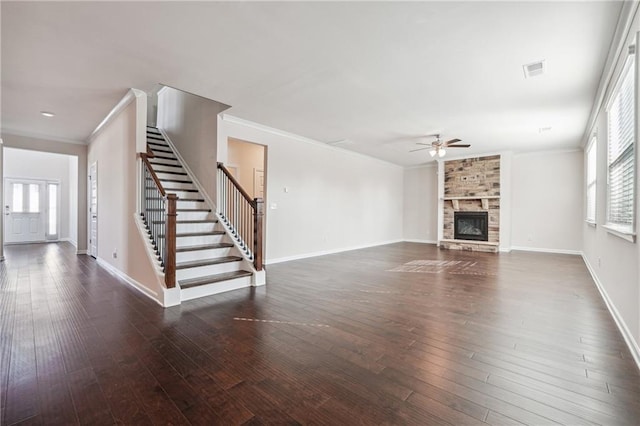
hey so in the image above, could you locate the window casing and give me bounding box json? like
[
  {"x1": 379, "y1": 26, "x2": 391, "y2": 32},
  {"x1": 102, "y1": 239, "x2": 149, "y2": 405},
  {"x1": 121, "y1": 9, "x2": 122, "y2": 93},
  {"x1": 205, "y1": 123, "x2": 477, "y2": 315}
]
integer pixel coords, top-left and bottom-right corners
[
  {"x1": 606, "y1": 52, "x2": 636, "y2": 236},
  {"x1": 586, "y1": 136, "x2": 597, "y2": 223}
]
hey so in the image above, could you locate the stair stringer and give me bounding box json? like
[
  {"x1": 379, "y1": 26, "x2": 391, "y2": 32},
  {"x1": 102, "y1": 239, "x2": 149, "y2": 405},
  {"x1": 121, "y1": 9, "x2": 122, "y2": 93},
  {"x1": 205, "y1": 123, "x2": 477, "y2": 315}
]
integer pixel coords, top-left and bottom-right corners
[
  {"x1": 154, "y1": 127, "x2": 263, "y2": 286},
  {"x1": 133, "y1": 212, "x2": 181, "y2": 307}
]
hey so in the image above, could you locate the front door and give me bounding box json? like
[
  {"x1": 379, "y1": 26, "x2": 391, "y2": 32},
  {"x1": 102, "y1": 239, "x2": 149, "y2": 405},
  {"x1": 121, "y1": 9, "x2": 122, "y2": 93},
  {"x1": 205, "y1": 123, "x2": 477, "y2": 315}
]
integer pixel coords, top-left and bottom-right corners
[{"x1": 4, "y1": 179, "x2": 46, "y2": 243}]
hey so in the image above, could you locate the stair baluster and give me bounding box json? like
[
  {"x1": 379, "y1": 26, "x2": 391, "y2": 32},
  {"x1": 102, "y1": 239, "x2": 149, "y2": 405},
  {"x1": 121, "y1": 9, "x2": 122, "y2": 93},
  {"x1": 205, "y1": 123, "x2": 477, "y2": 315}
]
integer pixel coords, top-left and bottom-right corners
[
  {"x1": 217, "y1": 163, "x2": 264, "y2": 271},
  {"x1": 140, "y1": 153, "x2": 178, "y2": 288}
]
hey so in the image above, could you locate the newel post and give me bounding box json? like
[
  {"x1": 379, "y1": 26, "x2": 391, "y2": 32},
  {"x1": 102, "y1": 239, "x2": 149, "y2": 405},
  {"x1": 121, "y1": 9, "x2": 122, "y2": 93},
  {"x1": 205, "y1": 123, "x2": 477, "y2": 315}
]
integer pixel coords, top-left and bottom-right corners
[
  {"x1": 165, "y1": 193, "x2": 178, "y2": 288},
  {"x1": 253, "y1": 198, "x2": 264, "y2": 271}
]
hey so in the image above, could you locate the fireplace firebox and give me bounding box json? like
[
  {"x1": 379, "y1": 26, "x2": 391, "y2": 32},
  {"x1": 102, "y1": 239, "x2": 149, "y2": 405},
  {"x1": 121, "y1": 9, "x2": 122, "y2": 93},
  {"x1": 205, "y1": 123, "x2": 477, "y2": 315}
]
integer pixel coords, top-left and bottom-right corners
[{"x1": 454, "y1": 211, "x2": 489, "y2": 241}]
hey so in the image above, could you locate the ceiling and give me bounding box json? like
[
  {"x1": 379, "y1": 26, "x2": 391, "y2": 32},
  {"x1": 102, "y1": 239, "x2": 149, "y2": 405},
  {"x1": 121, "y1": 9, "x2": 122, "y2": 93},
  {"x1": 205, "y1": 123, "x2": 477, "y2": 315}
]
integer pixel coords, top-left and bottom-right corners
[{"x1": 1, "y1": 1, "x2": 622, "y2": 166}]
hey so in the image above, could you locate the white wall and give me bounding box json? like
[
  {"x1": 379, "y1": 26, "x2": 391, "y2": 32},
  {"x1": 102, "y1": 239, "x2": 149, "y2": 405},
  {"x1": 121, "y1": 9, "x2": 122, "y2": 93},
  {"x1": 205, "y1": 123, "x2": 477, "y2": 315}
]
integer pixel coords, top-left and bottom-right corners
[
  {"x1": 156, "y1": 86, "x2": 230, "y2": 204},
  {"x1": 3, "y1": 147, "x2": 73, "y2": 240},
  {"x1": 403, "y1": 165, "x2": 438, "y2": 243},
  {"x1": 582, "y1": 1, "x2": 640, "y2": 364},
  {"x1": 511, "y1": 150, "x2": 583, "y2": 253},
  {"x1": 88, "y1": 97, "x2": 165, "y2": 301},
  {"x1": 219, "y1": 115, "x2": 404, "y2": 263}
]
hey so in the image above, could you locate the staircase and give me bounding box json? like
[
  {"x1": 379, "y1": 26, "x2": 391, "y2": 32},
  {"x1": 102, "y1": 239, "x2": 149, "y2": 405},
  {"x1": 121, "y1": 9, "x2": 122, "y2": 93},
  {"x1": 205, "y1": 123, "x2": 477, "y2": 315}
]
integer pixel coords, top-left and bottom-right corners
[{"x1": 142, "y1": 127, "x2": 253, "y2": 301}]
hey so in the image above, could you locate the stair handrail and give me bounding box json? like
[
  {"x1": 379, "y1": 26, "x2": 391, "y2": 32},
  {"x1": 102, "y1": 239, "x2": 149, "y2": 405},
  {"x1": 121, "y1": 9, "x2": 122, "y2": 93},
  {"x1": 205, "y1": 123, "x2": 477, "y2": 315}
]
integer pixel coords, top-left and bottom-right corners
[
  {"x1": 217, "y1": 162, "x2": 264, "y2": 271},
  {"x1": 140, "y1": 152, "x2": 177, "y2": 288}
]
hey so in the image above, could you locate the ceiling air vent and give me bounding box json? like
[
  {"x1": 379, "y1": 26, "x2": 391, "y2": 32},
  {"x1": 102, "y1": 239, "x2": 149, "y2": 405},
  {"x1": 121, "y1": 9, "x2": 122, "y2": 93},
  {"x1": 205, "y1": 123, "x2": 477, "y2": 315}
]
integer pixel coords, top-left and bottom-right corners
[{"x1": 523, "y1": 60, "x2": 546, "y2": 78}]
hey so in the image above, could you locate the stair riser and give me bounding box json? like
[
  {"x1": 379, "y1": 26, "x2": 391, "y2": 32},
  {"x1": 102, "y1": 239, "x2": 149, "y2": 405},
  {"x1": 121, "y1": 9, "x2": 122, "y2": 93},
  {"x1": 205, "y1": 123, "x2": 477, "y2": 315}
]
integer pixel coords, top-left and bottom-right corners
[
  {"x1": 149, "y1": 158, "x2": 181, "y2": 166},
  {"x1": 176, "y1": 223, "x2": 218, "y2": 234},
  {"x1": 167, "y1": 190, "x2": 202, "y2": 199},
  {"x1": 156, "y1": 171, "x2": 189, "y2": 181},
  {"x1": 176, "y1": 234, "x2": 225, "y2": 246},
  {"x1": 159, "y1": 181, "x2": 195, "y2": 191},
  {"x1": 177, "y1": 211, "x2": 212, "y2": 221},
  {"x1": 176, "y1": 247, "x2": 233, "y2": 262},
  {"x1": 176, "y1": 261, "x2": 243, "y2": 281},
  {"x1": 152, "y1": 164, "x2": 185, "y2": 173},
  {"x1": 177, "y1": 200, "x2": 207, "y2": 210},
  {"x1": 180, "y1": 276, "x2": 252, "y2": 301}
]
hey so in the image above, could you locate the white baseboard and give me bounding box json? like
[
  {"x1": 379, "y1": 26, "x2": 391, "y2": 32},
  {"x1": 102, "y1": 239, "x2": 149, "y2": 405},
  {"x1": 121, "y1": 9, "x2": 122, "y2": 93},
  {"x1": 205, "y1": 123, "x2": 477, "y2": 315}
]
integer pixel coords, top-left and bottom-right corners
[
  {"x1": 582, "y1": 253, "x2": 640, "y2": 372},
  {"x1": 76, "y1": 249, "x2": 88, "y2": 255},
  {"x1": 265, "y1": 239, "x2": 404, "y2": 265},
  {"x1": 510, "y1": 246, "x2": 581, "y2": 255},
  {"x1": 96, "y1": 257, "x2": 163, "y2": 307},
  {"x1": 403, "y1": 239, "x2": 437, "y2": 245}
]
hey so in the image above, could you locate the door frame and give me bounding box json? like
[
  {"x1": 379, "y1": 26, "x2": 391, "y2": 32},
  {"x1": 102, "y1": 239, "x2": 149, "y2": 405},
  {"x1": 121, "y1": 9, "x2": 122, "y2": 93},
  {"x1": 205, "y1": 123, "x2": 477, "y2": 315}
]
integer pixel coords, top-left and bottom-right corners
[{"x1": 88, "y1": 162, "x2": 98, "y2": 258}]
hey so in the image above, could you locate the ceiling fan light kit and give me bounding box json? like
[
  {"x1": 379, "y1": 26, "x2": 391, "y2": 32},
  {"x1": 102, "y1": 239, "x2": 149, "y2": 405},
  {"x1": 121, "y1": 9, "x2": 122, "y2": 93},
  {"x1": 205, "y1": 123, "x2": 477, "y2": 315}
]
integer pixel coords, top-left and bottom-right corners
[{"x1": 413, "y1": 134, "x2": 470, "y2": 158}]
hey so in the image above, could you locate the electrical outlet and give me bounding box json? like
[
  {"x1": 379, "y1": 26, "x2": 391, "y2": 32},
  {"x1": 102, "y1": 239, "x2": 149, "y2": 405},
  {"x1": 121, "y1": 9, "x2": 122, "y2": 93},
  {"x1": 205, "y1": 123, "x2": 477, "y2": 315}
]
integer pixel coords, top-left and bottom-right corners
[{"x1": 113, "y1": 249, "x2": 118, "y2": 259}]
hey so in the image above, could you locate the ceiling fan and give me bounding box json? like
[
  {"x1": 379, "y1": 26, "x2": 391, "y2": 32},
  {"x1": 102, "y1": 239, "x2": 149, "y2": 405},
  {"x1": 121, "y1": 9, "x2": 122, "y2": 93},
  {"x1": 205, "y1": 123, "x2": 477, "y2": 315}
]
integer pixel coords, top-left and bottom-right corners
[{"x1": 410, "y1": 134, "x2": 470, "y2": 158}]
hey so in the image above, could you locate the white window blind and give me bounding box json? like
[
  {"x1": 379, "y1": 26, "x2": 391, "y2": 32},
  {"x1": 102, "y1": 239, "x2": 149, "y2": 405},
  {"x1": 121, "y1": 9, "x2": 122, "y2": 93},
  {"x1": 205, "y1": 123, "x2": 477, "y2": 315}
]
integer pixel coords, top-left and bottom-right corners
[
  {"x1": 586, "y1": 136, "x2": 597, "y2": 223},
  {"x1": 607, "y1": 53, "x2": 635, "y2": 232}
]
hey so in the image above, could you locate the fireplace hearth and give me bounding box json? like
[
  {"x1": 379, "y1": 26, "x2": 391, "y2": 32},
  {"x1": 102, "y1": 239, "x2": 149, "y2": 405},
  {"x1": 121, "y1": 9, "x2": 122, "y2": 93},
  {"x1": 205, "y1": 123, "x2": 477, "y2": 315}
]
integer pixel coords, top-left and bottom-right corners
[{"x1": 454, "y1": 211, "x2": 489, "y2": 241}]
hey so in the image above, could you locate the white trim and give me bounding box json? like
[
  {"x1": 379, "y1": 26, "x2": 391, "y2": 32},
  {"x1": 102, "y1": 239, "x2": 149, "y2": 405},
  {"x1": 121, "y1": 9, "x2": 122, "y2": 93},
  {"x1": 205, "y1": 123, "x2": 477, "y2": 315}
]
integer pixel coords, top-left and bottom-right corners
[
  {"x1": 221, "y1": 114, "x2": 402, "y2": 169},
  {"x1": 88, "y1": 89, "x2": 145, "y2": 143},
  {"x1": 403, "y1": 239, "x2": 437, "y2": 244},
  {"x1": 582, "y1": 253, "x2": 640, "y2": 372},
  {"x1": 265, "y1": 239, "x2": 404, "y2": 265},
  {"x1": 510, "y1": 246, "x2": 581, "y2": 255},
  {"x1": 602, "y1": 224, "x2": 636, "y2": 242},
  {"x1": 76, "y1": 249, "x2": 87, "y2": 255},
  {"x1": 96, "y1": 257, "x2": 163, "y2": 306},
  {"x1": 0, "y1": 130, "x2": 85, "y2": 146},
  {"x1": 134, "y1": 89, "x2": 148, "y2": 153},
  {"x1": 499, "y1": 247, "x2": 512, "y2": 253},
  {"x1": 585, "y1": 221, "x2": 597, "y2": 228}
]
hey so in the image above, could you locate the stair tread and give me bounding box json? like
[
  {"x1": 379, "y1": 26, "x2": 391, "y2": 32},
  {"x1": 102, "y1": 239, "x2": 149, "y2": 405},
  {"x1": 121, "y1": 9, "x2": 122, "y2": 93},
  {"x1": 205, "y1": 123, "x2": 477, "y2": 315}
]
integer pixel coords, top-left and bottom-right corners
[
  {"x1": 176, "y1": 243, "x2": 234, "y2": 252},
  {"x1": 152, "y1": 219, "x2": 218, "y2": 224},
  {"x1": 179, "y1": 270, "x2": 253, "y2": 289},
  {"x1": 158, "y1": 231, "x2": 224, "y2": 238},
  {"x1": 177, "y1": 208, "x2": 211, "y2": 212},
  {"x1": 149, "y1": 160, "x2": 181, "y2": 166},
  {"x1": 156, "y1": 177, "x2": 192, "y2": 183},
  {"x1": 151, "y1": 147, "x2": 173, "y2": 154},
  {"x1": 164, "y1": 188, "x2": 199, "y2": 192},
  {"x1": 153, "y1": 154, "x2": 177, "y2": 160},
  {"x1": 176, "y1": 256, "x2": 242, "y2": 270},
  {"x1": 155, "y1": 171, "x2": 188, "y2": 176}
]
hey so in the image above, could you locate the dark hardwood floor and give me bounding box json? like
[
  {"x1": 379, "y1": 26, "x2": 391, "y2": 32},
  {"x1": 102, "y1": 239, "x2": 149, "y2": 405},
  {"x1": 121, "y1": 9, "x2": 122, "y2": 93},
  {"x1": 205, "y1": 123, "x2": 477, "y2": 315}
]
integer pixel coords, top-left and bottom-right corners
[{"x1": 1, "y1": 242, "x2": 639, "y2": 425}]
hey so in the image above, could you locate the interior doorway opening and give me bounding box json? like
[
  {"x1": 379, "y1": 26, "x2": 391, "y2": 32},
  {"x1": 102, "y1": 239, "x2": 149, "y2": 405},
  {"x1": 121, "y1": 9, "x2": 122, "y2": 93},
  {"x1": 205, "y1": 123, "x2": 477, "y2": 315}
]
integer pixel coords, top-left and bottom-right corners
[
  {"x1": 3, "y1": 148, "x2": 79, "y2": 247},
  {"x1": 226, "y1": 137, "x2": 267, "y2": 259}
]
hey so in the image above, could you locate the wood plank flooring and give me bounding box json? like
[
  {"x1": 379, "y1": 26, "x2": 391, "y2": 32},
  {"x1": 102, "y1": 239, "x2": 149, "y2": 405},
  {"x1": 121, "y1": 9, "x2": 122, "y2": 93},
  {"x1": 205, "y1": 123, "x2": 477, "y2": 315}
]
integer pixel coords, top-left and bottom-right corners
[{"x1": 1, "y1": 242, "x2": 639, "y2": 425}]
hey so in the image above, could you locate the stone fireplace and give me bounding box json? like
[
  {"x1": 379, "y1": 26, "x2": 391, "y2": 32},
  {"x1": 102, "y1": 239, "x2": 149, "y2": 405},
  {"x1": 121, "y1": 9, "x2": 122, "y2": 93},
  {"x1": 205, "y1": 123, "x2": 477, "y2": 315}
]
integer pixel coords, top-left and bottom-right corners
[{"x1": 440, "y1": 155, "x2": 500, "y2": 252}]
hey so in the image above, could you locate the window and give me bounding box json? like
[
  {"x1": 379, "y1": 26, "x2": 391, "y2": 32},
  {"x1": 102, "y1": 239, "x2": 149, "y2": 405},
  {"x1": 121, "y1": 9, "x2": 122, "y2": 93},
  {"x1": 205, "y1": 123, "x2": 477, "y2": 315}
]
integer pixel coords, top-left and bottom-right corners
[
  {"x1": 48, "y1": 183, "x2": 58, "y2": 236},
  {"x1": 606, "y1": 52, "x2": 635, "y2": 236},
  {"x1": 28, "y1": 184, "x2": 40, "y2": 213},
  {"x1": 12, "y1": 183, "x2": 24, "y2": 213},
  {"x1": 586, "y1": 136, "x2": 597, "y2": 223}
]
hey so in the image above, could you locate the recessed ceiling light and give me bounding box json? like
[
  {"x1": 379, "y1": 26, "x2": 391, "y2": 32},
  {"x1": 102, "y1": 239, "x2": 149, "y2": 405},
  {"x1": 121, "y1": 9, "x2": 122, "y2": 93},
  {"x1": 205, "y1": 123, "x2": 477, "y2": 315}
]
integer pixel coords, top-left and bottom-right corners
[
  {"x1": 40, "y1": 111, "x2": 55, "y2": 117},
  {"x1": 523, "y1": 60, "x2": 546, "y2": 78}
]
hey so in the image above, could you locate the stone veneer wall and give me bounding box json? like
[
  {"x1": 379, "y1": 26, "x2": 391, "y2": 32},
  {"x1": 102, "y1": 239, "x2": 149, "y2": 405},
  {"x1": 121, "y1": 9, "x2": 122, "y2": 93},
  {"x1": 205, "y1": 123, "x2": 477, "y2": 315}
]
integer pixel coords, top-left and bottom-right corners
[{"x1": 442, "y1": 155, "x2": 500, "y2": 252}]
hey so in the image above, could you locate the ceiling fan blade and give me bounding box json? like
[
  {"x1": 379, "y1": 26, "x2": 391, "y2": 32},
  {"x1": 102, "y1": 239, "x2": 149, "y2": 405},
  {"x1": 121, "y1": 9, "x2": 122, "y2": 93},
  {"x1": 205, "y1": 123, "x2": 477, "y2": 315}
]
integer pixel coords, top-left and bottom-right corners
[
  {"x1": 443, "y1": 138, "x2": 462, "y2": 145},
  {"x1": 415, "y1": 142, "x2": 433, "y2": 146},
  {"x1": 447, "y1": 144, "x2": 471, "y2": 148},
  {"x1": 409, "y1": 147, "x2": 432, "y2": 152}
]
